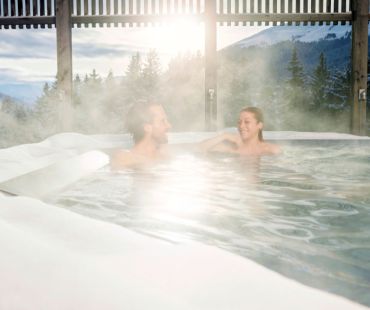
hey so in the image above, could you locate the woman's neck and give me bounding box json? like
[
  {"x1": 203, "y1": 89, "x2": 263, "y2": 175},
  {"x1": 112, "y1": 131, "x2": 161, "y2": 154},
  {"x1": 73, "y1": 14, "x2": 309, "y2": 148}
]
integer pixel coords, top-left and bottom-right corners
[
  {"x1": 241, "y1": 135, "x2": 261, "y2": 148},
  {"x1": 237, "y1": 135, "x2": 265, "y2": 155}
]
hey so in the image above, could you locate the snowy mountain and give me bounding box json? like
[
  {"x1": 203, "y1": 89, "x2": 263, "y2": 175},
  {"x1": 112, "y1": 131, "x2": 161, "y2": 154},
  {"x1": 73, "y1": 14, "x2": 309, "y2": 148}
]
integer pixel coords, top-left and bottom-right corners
[
  {"x1": 0, "y1": 92, "x2": 18, "y2": 103},
  {"x1": 220, "y1": 24, "x2": 363, "y2": 79},
  {"x1": 0, "y1": 83, "x2": 44, "y2": 105},
  {"x1": 0, "y1": 92, "x2": 29, "y2": 120},
  {"x1": 232, "y1": 25, "x2": 352, "y2": 49}
]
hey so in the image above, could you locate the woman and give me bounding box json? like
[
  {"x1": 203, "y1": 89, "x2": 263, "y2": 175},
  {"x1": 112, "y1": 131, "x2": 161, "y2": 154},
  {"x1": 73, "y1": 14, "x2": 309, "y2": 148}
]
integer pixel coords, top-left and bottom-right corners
[{"x1": 201, "y1": 107, "x2": 281, "y2": 156}]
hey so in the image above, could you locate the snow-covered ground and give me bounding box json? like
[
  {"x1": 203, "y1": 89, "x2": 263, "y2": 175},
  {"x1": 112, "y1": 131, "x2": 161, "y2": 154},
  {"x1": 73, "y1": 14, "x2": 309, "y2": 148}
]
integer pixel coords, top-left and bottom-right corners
[{"x1": 0, "y1": 132, "x2": 369, "y2": 310}]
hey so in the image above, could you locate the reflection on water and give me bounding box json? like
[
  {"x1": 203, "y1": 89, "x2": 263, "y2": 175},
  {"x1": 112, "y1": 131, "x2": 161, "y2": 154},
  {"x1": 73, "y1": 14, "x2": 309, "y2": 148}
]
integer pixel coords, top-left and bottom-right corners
[{"x1": 51, "y1": 141, "x2": 370, "y2": 307}]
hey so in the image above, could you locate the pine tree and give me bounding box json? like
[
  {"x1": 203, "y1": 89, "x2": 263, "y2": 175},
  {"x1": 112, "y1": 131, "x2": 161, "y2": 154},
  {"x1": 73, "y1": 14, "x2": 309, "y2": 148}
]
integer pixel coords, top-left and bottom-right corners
[
  {"x1": 50, "y1": 75, "x2": 59, "y2": 91},
  {"x1": 163, "y1": 52, "x2": 204, "y2": 130},
  {"x1": 73, "y1": 74, "x2": 82, "y2": 106},
  {"x1": 83, "y1": 69, "x2": 102, "y2": 103},
  {"x1": 124, "y1": 52, "x2": 143, "y2": 102},
  {"x1": 142, "y1": 49, "x2": 161, "y2": 99},
  {"x1": 328, "y1": 64, "x2": 351, "y2": 110},
  {"x1": 125, "y1": 52, "x2": 142, "y2": 85},
  {"x1": 89, "y1": 69, "x2": 102, "y2": 85},
  {"x1": 74, "y1": 74, "x2": 81, "y2": 89},
  {"x1": 310, "y1": 52, "x2": 330, "y2": 111},
  {"x1": 105, "y1": 69, "x2": 115, "y2": 89},
  {"x1": 225, "y1": 69, "x2": 251, "y2": 126},
  {"x1": 42, "y1": 82, "x2": 50, "y2": 96},
  {"x1": 283, "y1": 46, "x2": 309, "y2": 129},
  {"x1": 34, "y1": 77, "x2": 60, "y2": 136},
  {"x1": 287, "y1": 47, "x2": 304, "y2": 88}
]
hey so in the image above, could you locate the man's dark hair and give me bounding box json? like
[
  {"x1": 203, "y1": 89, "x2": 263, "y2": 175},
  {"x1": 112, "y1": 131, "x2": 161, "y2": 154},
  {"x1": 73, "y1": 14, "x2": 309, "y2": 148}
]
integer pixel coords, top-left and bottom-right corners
[{"x1": 126, "y1": 101, "x2": 159, "y2": 143}]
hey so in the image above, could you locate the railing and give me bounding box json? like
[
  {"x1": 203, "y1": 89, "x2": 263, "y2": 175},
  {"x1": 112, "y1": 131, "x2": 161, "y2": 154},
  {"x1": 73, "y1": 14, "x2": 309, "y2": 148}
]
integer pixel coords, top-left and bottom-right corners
[
  {"x1": 0, "y1": 0, "x2": 54, "y2": 28},
  {"x1": 0, "y1": 0, "x2": 355, "y2": 29},
  {"x1": 0, "y1": 0, "x2": 367, "y2": 135}
]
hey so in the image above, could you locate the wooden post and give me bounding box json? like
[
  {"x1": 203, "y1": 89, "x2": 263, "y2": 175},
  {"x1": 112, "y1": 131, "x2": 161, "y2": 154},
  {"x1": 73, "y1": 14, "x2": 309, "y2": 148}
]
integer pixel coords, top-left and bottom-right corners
[
  {"x1": 56, "y1": 0, "x2": 73, "y2": 132},
  {"x1": 351, "y1": 0, "x2": 368, "y2": 135},
  {"x1": 204, "y1": 0, "x2": 217, "y2": 131}
]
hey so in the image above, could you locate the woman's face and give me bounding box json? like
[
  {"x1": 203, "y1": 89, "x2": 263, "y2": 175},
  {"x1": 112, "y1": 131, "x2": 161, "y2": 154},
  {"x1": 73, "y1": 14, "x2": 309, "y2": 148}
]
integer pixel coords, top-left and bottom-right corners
[{"x1": 237, "y1": 111, "x2": 263, "y2": 141}]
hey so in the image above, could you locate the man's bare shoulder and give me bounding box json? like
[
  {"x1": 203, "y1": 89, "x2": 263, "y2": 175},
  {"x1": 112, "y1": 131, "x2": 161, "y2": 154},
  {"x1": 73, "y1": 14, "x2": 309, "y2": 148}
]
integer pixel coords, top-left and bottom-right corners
[{"x1": 110, "y1": 149, "x2": 137, "y2": 170}]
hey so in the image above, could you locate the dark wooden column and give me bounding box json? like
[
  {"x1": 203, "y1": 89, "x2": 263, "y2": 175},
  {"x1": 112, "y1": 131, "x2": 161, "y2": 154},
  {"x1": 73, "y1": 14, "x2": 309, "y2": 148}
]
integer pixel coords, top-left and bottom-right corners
[
  {"x1": 56, "y1": 0, "x2": 73, "y2": 131},
  {"x1": 351, "y1": 0, "x2": 368, "y2": 135},
  {"x1": 204, "y1": 0, "x2": 217, "y2": 131}
]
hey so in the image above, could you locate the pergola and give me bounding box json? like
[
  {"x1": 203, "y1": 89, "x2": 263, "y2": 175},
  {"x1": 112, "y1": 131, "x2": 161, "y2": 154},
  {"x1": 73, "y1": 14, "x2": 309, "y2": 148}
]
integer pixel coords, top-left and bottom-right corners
[{"x1": 0, "y1": 0, "x2": 368, "y2": 134}]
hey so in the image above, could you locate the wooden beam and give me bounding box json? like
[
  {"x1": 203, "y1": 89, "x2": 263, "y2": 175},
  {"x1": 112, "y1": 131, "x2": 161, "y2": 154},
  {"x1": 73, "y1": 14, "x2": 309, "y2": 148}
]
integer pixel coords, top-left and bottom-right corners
[
  {"x1": 280, "y1": 0, "x2": 285, "y2": 15},
  {"x1": 204, "y1": 0, "x2": 217, "y2": 130},
  {"x1": 242, "y1": 0, "x2": 246, "y2": 26},
  {"x1": 340, "y1": 0, "x2": 347, "y2": 25},
  {"x1": 0, "y1": 16, "x2": 55, "y2": 27},
  {"x1": 114, "y1": 0, "x2": 119, "y2": 14},
  {"x1": 0, "y1": 12, "x2": 357, "y2": 28},
  {"x1": 257, "y1": 0, "x2": 261, "y2": 25},
  {"x1": 70, "y1": 13, "x2": 203, "y2": 25},
  {"x1": 265, "y1": 0, "x2": 270, "y2": 26},
  {"x1": 310, "y1": 0, "x2": 316, "y2": 25},
  {"x1": 351, "y1": 0, "x2": 368, "y2": 135},
  {"x1": 226, "y1": 0, "x2": 231, "y2": 25},
  {"x1": 84, "y1": 0, "x2": 89, "y2": 15},
  {"x1": 216, "y1": 12, "x2": 352, "y2": 22},
  {"x1": 272, "y1": 0, "x2": 277, "y2": 26},
  {"x1": 68, "y1": 12, "x2": 352, "y2": 25},
  {"x1": 92, "y1": 0, "x2": 96, "y2": 15},
  {"x1": 303, "y1": 0, "x2": 308, "y2": 25},
  {"x1": 1, "y1": 10, "x2": 364, "y2": 27},
  {"x1": 219, "y1": 0, "x2": 224, "y2": 25},
  {"x1": 56, "y1": 0, "x2": 73, "y2": 132}
]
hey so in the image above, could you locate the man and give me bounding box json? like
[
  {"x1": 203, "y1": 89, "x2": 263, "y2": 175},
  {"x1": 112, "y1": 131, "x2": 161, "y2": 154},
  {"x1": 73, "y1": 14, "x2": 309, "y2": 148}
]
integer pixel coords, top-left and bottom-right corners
[{"x1": 111, "y1": 101, "x2": 172, "y2": 169}]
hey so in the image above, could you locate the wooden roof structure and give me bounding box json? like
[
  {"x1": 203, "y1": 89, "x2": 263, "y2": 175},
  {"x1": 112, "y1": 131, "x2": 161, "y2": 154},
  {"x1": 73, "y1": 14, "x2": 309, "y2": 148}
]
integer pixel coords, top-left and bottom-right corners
[{"x1": 0, "y1": 0, "x2": 369, "y2": 134}]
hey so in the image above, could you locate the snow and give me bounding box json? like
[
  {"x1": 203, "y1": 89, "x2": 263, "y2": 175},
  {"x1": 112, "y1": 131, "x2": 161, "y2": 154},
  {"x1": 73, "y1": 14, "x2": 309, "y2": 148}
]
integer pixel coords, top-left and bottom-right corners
[
  {"x1": 0, "y1": 133, "x2": 127, "y2": 183},
  {"x1": 0, "y1": 196, "x2": 368, "y2": 310},
  {"x1": 233, "y1": 25, "x2": 353, "y2": 48},
  {"x1": 0, "y1": 132, "x2": 369, "y2": 309}
]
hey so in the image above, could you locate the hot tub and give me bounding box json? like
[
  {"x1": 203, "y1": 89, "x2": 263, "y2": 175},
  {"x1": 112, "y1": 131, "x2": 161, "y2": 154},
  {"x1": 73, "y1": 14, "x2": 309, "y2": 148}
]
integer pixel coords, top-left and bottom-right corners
[
  {"x1": 1, "y1": 131, "x2": 369, "y2": 309},
  {"x1": 49, "y1": 131, "x2": 370, "y2": 307}
]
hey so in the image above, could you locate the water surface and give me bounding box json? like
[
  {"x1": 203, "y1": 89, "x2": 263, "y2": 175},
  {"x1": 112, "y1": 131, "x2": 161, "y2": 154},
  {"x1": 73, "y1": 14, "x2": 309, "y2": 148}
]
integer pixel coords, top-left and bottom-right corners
[{"x1": 51, "y1": 140, "x2": 370, "y2": 306}]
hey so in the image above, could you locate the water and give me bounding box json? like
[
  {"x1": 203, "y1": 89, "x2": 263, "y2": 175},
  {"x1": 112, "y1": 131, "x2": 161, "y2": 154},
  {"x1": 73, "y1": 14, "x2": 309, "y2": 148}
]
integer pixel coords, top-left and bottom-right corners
[{"x1": 50, "y1": 139, "x2": 370, "y2": 307}]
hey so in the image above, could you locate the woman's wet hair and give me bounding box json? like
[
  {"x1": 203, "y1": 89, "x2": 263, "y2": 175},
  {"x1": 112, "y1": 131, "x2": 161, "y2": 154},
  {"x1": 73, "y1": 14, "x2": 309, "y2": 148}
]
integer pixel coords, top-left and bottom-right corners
[
  {"x1": 126, "y1": 101, "x2": 160, "y2": 143},
  {"x1": 240, "y1": 107, "x2": 264, "y2": 141}
]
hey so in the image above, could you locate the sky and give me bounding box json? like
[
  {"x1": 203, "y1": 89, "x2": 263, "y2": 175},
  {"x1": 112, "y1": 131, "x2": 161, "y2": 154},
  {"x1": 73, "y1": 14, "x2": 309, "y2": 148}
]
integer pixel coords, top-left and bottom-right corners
[{"x1": 0, "y1": 23, "x2": 267, "y2": 103}]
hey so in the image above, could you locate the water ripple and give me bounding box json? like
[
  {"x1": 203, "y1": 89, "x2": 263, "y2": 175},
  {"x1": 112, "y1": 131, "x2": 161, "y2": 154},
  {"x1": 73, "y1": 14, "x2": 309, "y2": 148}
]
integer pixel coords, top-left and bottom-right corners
[{"x1": 50, "y1": 143, "x2": 370, "y2": 307}]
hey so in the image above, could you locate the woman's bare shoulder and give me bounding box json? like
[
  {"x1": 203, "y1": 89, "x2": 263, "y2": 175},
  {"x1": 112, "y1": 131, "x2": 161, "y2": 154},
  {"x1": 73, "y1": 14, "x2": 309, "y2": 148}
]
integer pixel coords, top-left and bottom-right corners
[{"x1": 263, "y1": 142, "x2": 282, "y2": 155}]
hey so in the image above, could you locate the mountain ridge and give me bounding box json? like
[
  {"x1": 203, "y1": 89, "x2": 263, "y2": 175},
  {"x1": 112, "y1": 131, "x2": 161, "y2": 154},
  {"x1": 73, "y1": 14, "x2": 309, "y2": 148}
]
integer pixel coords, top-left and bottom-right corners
[
  {"x1": 230, "y1": 24, "x2": 354, "y2": 49},
  {"x1": 220, "y1": 24, "x2": 365, "y2": 80}
]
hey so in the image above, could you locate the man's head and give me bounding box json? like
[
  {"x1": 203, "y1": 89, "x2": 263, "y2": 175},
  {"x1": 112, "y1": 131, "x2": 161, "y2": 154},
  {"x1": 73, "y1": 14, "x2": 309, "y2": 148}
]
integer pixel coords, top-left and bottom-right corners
[{"x1": 126, "y1": 102, "x2": 171, "y2": 145}]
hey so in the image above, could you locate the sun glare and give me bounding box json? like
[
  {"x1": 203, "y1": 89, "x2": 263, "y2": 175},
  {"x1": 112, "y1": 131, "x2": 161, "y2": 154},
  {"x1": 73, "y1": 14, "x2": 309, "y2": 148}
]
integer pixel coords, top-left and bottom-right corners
[
  {"x1": 151, "y1": 155, "x2": 211, "y2": 218},
  {"x1": 145, "y1": 20, "x2": 204, "y2": 55}
]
